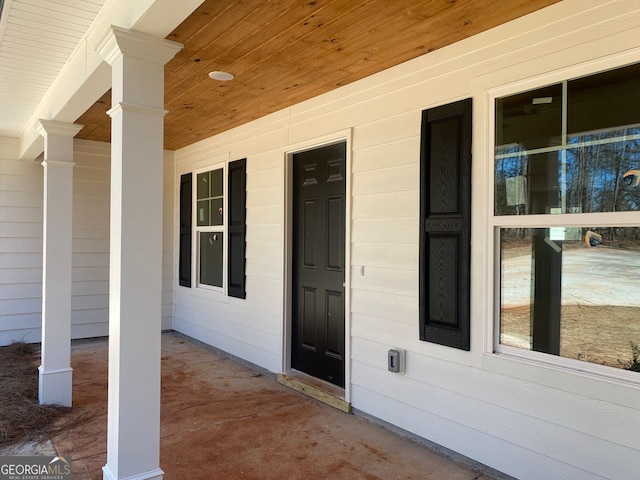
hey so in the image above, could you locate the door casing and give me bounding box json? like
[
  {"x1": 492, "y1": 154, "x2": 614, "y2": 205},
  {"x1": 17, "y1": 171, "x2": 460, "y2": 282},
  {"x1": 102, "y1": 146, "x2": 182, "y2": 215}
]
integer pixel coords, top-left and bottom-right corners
[{"x1": 282, "y1": 130, "x2": 353, "y2": 399}]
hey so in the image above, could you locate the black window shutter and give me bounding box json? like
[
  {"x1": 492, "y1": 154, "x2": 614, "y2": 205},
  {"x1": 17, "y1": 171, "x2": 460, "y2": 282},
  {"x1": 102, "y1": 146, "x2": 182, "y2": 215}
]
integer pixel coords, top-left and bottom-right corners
[
  {"x1": 179, "y1": 173, "x2": 192, "y2": 287},
  {"x1": 419, "y1": 98, "x2": 472, "y2": 350},
  {"x1": 228, "y1": 158, "x2": 247, "y2": 299}
]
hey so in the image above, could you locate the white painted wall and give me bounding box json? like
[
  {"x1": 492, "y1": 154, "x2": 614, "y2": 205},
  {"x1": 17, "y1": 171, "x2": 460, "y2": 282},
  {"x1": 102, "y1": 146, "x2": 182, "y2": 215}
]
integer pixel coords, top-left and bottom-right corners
[
  {"x1": 174, "y1": 141, "x2": 286, "y2": 373},
  {"x1": 172, "y1": 1, "x2": 640, "y2": 479},
  {"x1": 0, "y1": 138, "x2": 44, "y2": 345},
  {"x1": 0, "y1": 138, "x2": 174, "y2": 345}
]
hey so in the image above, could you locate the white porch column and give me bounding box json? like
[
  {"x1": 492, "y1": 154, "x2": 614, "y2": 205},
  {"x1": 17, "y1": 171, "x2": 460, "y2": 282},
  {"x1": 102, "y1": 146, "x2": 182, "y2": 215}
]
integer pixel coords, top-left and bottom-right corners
[
  {"x1": 96, "y1": 27, "x2": 181, "y2": 480},
  {"x1": 36, "y1": 120, "x2": 83, "y2": 407}
]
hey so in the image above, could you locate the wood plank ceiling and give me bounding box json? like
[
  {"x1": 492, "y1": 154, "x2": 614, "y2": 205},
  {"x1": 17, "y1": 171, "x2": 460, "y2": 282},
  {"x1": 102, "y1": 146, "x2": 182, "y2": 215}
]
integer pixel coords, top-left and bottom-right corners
[{"x1": 75, "y1": 0, "x2": 560, "y2": 151}]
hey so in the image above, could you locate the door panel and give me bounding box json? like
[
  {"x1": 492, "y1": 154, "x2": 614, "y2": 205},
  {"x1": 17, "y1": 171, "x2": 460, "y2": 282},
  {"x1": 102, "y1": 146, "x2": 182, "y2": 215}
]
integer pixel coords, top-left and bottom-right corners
[{"x1": 292, "y1": 142, "x2": 346, "y2": 387}]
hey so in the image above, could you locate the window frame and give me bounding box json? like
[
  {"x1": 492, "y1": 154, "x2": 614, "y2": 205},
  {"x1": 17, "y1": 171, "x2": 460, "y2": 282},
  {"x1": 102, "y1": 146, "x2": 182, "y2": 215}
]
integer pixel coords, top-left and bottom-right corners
[
  {"x1": 192, "y1": 162, "x2": 228, "y2": 294},
  {"x1": 487, "y1": 59, "x2": 640, "y2": 383}
]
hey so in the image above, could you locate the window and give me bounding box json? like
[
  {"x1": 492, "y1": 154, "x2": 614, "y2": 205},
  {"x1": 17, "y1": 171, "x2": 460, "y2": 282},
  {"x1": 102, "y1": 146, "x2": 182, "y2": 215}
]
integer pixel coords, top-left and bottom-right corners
[
  {"x1": 494, "y1": 63, "x2": 640, "y2": 372},
  {"x1": 179, "y1": 158, "x2": 246, "y2": 298},
  {"x1": 196, "y1": 167, "x2": 224, "y2": 288}
]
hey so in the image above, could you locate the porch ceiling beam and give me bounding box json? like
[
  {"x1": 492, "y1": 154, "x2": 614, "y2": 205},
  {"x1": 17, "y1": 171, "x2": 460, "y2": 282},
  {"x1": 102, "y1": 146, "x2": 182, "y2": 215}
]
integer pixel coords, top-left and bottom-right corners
[{"x1": 17, "y1": 0, "x2": 204, "y2": 161}]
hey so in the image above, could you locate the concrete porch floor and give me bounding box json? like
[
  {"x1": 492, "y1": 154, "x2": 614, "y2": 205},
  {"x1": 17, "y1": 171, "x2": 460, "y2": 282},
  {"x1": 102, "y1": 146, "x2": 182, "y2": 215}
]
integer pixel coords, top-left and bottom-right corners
[{"x1": 48, "y1": 332, "x2": 499, "y2": 479}]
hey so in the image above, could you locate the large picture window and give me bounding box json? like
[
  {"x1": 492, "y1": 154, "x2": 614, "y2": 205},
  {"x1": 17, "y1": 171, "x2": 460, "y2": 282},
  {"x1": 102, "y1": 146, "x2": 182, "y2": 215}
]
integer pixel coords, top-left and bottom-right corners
[{"x1": 494, "y1": 63, "x2": 640, "y2": 373}]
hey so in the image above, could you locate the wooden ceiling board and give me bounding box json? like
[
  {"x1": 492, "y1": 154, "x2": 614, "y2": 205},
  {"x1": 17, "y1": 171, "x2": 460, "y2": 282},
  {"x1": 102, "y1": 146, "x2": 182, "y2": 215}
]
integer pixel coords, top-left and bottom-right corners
[{"x1": 74, "y1": 0, "x2": 560, "y2": 151}]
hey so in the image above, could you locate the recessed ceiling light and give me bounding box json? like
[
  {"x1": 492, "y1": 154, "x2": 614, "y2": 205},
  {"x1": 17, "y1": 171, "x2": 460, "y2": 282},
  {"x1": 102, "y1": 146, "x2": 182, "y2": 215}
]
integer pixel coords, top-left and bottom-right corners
[{"x1": 208, "y1": 71, "x2": 234, "y2": 81}]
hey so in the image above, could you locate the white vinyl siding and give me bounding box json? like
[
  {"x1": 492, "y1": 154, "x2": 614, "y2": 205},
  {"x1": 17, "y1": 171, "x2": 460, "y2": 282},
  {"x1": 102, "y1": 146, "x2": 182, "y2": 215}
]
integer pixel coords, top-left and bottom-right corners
[
  {"x1": 71, "y1": 140, "x2": 110, "y2": 339},
  {"x1": 171, "y1": 1, "x2": 640, "y2": 479},
  {"x1": 0, "y1": 139, "x2": 175, "y2": 345},
  {"x1": 174, "y1": 145, "x2": 283, "y2": 373},
  {"x1": 0, "y1": 139, "x2": 44, "y2": 345}
]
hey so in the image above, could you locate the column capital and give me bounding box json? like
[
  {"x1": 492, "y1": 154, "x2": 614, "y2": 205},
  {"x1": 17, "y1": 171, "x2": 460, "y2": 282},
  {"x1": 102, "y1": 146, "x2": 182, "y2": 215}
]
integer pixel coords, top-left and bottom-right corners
[
  {"x1": 35, "y1": 120, "x2": 83, "y2": 138},
  {"x1": 96, "y1": 26, "x2": 183, "y2": 67}
]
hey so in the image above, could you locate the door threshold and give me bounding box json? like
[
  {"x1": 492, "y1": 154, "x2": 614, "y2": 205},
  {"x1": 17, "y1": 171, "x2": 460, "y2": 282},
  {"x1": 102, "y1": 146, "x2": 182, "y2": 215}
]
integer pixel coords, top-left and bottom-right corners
[{"x1": 277, "y1": 372, "x2": 351, "y2": 413}]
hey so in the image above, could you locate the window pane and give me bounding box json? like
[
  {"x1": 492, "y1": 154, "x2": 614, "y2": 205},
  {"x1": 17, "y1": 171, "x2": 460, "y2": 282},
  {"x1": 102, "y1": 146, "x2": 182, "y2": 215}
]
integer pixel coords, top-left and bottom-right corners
[
  {"x1": 200, "y1": 232, "x2": 223, "y2": 288},
  {"x1": 210, "y1": 168, "x2": 223, "y2": 198},
  {"x1": 196, "y1": 199, "x2": 209, "y2": 226},
  {"x1": 495, "y1": 131, "x2": 640, "y2": 215},
  {"x1": 210, "y1": 198, "x2": 223, "y2": 226},
  {"x1": 567, "y1": 63, "x2": 640, "y2": 136},
  {"x1": 197, "y1": 171, "x2": 210, "y2": 200},
  {"x1": 495, "y1": 63, "x2": 640, "y2": 216},
  {"x1": 500, "y1": 227, "x2": 640, "y2": 370},
  {"x1": 496, "y1": 84, "x2": 562, "y2": 151},
  {"x1": 195, "y1": 168, "x2": 224, "y2": 226}
]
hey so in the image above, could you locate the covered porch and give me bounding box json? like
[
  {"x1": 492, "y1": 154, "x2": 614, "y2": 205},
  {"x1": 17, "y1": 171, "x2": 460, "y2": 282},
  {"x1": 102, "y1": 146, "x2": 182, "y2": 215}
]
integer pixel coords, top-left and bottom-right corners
[{"x1": 5, "y1": 332, "x2": 498, "y2": 480}]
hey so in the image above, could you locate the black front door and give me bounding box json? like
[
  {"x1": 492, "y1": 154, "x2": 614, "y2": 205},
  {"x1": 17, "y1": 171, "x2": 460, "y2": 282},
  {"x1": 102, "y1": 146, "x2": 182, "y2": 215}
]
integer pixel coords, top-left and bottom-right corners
[{"x1": 292, "y1": 142, "x2": 346, "y2": 388}]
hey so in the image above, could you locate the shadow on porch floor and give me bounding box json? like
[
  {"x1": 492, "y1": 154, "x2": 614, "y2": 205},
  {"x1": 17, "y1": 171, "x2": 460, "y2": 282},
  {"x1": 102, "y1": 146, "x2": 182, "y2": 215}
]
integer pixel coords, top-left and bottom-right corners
[{"x1": 49, "y1": 332, "x2": 496, "y2": 479}]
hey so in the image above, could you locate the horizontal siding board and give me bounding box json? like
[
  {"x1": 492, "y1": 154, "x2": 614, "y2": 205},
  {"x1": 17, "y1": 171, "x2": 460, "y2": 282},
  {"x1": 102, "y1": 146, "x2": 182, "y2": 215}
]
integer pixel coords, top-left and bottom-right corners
[
  {"x1": 0, "y1": 175, "x2": 42, "y2": 192},
  {"x1": 0, "y1": 283, "x2": 41, "y2": 300},
  {"x1": 0, "y1": 329, "x2": 41, "y2": 345},
  {"x1": 351, "y1": 384, "x2": 599, "y2": 480},
  {"x1": 350, "y1": 265, "x2": 417, "y2": 298},
  {"x1": 352, "y1": 138, "x2": 419, "y2": 174},
  {"x1": 72, "y1": 266, "x2": 109, "y2": 282},
  {"x1": 0, "y1": 160, "x2": 43, "y2": 178},
  {"x1": 245, "y1": 258, "x2": 281, "y2": 279},
  {"x1": 71, "y1": 280, "x2": 109, "y2": 296},
  {"x1": 0, "y1": 253, "x2": 41, "y2": 268},
  {"x1": 71, "y1": 309, "x2": 107, "y2": 323},
  {"x1": 72, "y1": 224, "x2": 110, "y2": 239},
  {"x1": 0, "y1": 237, "x2": 42, "y2": 253},
  {"x1": 351, "y1": 242, "x2": 417, "y2": 268},
  {"x1": 353, "y1": 112, "x2": 419, "y2": 150},
  {"x1": 245, "y1": 151, "x2": 281, "y2": 172},
  {"x1": 71, "y1": 323, "x2": 108, "y2": 339},
  {"x1": 351, "y1": 288, "x2": 417, "y2": 325},
  {"x1": 246, "y1": 205, "x2": 280, "y2": 225},
  {"x1": 352, "y1": 164, "x2": 418, "y2": 196},
  {"x1": 351, "y1": 191, "x2": 418, "y2": 220},
  {"x1": 173, "y1": 302, "x2": 280, "y2": 352},
  {"x1": 246, "y1": 186, "x2": 280, "y2": 208},
  {"x1": 246, "y1": 223, "x2": 280, "y2": 243},
  {"x1": 0, "y1": 267, "x2": 41, "y2": 284},
  {"x1": 352, "y1": 217, "x2": 418, "y2": 245},
  {"x1": 352, "y1": 336, "x2": 640, "y2": 451},
  {"x1": 72, "y1": 253, "x2": 109, "y2": 268},
  {"x1": 0, "y1": 222, "x2": 42, "y2": 238},
  {"x1": 0, "y1": 190, "x2": 43, "y2": 208},
  {"x1": 245, "y1": 241, "x2": 280, "y2": 263},
  {"x1": 247, "y1": 168, "x2": 281, "y2": 191},
  {"x1": 172, "y1": 318, "x2": 280, "y2": 373},
  {"x1": 0, "y1": 298, "x2": 41, "y2": 315},
  {"x1": 0, "y1": 313, "x2": 42, "y2": 330},
  {"x1": 351, "y1": 312, "x2": 418, "y2": 349},
  {"x1": 351, "y1": 355, "x2": 640, "y2": 479},
  {"x1": 0, "y1": 206, "x2": 42, "y2": 223},
  {"x1": 72, "y1": 238, "x2": 109, "y2": 253},
  {"x1": 245, "y1": 275, "x2": 281, "y2": 297}
]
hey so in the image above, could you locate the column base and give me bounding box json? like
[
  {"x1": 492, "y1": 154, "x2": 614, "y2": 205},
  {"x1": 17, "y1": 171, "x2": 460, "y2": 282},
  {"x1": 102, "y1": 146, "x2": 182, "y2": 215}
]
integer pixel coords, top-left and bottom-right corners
[
  {"x1": 38, "y1": 365, "x2": 73, "y2": 407},
  {"x1": 102, "y1": 466, "x2": 164, "y2": 480}
]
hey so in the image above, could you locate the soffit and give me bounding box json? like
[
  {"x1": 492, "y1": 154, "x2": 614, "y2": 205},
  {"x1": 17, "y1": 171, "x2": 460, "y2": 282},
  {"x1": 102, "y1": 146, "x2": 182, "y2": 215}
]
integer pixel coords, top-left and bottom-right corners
[{"x1": 0, "y1": 0, "x2": 105, "y2": 137}]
